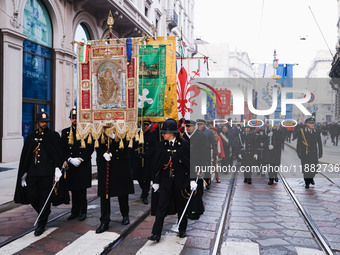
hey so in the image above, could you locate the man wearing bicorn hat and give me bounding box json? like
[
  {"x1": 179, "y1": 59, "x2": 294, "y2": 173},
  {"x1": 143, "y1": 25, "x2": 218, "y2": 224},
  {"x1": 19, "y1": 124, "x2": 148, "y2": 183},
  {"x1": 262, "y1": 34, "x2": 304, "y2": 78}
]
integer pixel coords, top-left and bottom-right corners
[
  {"x1": 61, "y1": 107, "x2": 94, "y2": 221},
  {"x1": 14, "y1": 109, "x2": 67, "y2": 236},
  {"x1": 297, "y1": 117, "x2": 322, "y2": 189}
]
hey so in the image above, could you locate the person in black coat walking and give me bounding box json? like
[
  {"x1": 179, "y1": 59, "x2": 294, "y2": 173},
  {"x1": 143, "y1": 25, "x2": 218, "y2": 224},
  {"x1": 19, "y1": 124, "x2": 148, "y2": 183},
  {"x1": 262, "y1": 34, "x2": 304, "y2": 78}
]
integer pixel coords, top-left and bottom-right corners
[
  {"x1": 132, "y1": 120, "x2": 159, "y2": 205},
  {"x1": 238, "y1": 125, "x2": 257, "y2": 184},
  {"x1": 14, "y1": 110, "x2": 67, "y2": 236},
  {"x1": 95, "y1": 135, "x2": 135, "y2": 233},
  {"x1": 148, "y1": 118, "x2": 195, "y2": 242},
  {"x1": 297, "y1": 117, "x2": 323, "y2": 188},
  {"x1": 61, "y1": 107, "x2": 94, "y2": 221}
]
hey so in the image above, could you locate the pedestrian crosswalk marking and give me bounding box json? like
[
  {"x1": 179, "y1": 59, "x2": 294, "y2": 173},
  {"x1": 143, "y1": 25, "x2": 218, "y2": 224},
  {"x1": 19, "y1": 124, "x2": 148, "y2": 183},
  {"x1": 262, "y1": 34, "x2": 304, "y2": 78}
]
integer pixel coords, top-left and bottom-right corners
[
  {"x1": 220, "y1": 241, "x2": 260, "y2": 255},
  {"x1": 0, "y1": 227, "x2": 57, "y2": 254},
  {"x1": 295, "y1": 247, "x2": 325, "y2": 255},
  {"x1": 56, "y1": 230, "x2": 120, "y2": 255},
  {"x1": 136, "y1": 235, "x2": 187, "y2": 254}
]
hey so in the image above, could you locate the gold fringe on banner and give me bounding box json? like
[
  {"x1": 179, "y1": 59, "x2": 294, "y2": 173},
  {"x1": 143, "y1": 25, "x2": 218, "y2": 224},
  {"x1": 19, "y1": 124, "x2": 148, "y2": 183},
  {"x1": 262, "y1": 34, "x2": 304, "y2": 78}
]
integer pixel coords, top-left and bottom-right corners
[
  {"x1": 119, "y1": 139, "x2": 124, "y2": 149},
  {"x1": 128, "y1": 138, "x2": 133, "y2": 148},
  {"x1": 68, "y1": 127, "x2": 74, "y2": 145},
  {"x1": 135, "y1": 132, "x2": 140, "y2": 143},
  {"x1": 101, "y1": 133, "x2": 105, "y2": 144},
  {"x1": 94, "y1": 139, "x2": 99, "y2": 148},
  {"x1": 139, "y1": 130, "x2": 144, "y2": 145},
  {"x1": 87, "y1": 134, "x2": 92, "y2": 144},
  {"x1": 80, "y1": 139, "x2": 86, "y2": 148}
]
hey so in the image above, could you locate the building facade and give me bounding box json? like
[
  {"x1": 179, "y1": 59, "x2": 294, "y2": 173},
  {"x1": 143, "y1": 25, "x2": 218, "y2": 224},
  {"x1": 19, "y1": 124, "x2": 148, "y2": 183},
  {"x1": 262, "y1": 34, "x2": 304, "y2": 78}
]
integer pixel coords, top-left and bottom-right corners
[
  {"x1": 306, "y1": 50, "x2": 334, "y2": 123},
  {"x1": 0, "y1": 0, "x2": 195, "y2": 162}
]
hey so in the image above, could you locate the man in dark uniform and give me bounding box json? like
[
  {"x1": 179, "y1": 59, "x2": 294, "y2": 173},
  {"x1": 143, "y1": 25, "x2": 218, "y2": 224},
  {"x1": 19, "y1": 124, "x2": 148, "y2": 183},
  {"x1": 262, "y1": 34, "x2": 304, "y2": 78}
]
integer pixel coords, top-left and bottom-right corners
[
  {"x1": 14, "y1": 110, "x2": 66, "y2": 236},
  {"x1": 264, "y1": 125, "x2": 283, "y2": 185},
  {"x1": 255, "y1": 126, "x2": 268, "y2": 176},
  {"x1": 297, "y1": 117, "x2": 322, "y2": 189},
  {"x1": 227, "y1": 118, "x2": 240, "y2": 163},
  {"x1": 148, "y1": 118, "x2": 195, "y2": 242},
  {"x1": 95, "y1": 134, "x2": 134, "y2": 233},
  {"x1": 132, "y1": 120, "x2": 159, "y2": 205},
  {"x1": 238, "y1": 125, "x2": 257, "y2": 184},
  {"x1": 61, "y1": 107, "x2": 94, "y2": 221},
  {"x1": 196, "y1": 119, "x2": 217, "y2": 189},
  {"x1": 183, "y1": 120, "x2": 206, "y2": 219}
]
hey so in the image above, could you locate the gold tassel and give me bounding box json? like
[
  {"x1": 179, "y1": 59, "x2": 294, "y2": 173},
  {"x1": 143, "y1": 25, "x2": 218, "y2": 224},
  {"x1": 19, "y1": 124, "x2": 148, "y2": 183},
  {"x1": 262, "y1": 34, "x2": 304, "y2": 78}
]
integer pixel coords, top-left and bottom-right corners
[
  {"x1": 128, "y1": 138, "x2": 133, "y2": 148},
  {"x1": 135, "y1": 132, "x2": 140, "y2": 143},
  {"x1": 87, "y1": 134, "x2": 92, "y2": 144},
  {"x1": 139, "y1": 131, "x2": 144, "y2": 144},
  {"x1": 68, "y1": 127, "x2": 74, "y2": 145},
  {"x1": 64, "y1": 169, "x2": 66, "y2": 179},
  {"x1": 76, "y1": 130, "x2": 80, "y2": 140},
  {"x1": 119, "y1": 139, "x2": 124, "y2": 149},
  {"x1": 81, "y1": 139, "x2": 86, "y2": 148},
  {"x1": 94, "y1": 139, "x2": 99, "y2": 148},
  {"x1": 101, "y1": 133, "x2": 105, "y2": 144}
]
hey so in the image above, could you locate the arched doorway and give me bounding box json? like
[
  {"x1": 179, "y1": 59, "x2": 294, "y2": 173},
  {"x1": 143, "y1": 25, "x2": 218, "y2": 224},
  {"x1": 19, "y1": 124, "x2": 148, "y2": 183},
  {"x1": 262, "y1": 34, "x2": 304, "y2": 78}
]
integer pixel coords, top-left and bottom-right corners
[{"x1": 22, "y1": 0, "x2": 53, "y2": 140}]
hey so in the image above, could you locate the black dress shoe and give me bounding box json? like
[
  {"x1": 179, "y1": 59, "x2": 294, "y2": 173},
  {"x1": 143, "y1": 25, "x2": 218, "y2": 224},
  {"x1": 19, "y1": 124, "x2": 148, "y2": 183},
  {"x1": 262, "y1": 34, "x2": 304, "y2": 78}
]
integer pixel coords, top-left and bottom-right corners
[
  {"x1": 79, "y1": 213, "x2": 87, "y2": 221},
  {"x1": 247, "y1": 179, "x2": 252, "y2": 184},
  {"x1": 148, "y1": 234, "x2": 160, "y2": 242},
  {"x1": 268, "y1": 179, "x2": 274, "y2": 185},
  {"x1": 178, "y1": 231, "x2": 186, "y2": 238},
  {"x1": 122, "y1": 216, "x2": 130, "y2": 225},
  {"x1": 275, "y1": 178, "x2": 279, "y2": 182},
  {"x1": 34, "y1": 225, "x2": 45, "y2": 236},
  {"x1": 305, "y1": 184, "x2": 310, "y2": 189},
  {"x1": 67, "y1": 214, "x2": 78, "y2": 220},
  {"x1": 142, "y1": 198, "x2": 149, "y2": 205},
  {"x1": 311, "y1": 180, "x2": 315, "y2": 185},
  {"x1": 96, "y1": 223, "x2": 109, "y2": 234},
  {"x1": 244, "y1": 178, "x2": 248, "y2": 183}
]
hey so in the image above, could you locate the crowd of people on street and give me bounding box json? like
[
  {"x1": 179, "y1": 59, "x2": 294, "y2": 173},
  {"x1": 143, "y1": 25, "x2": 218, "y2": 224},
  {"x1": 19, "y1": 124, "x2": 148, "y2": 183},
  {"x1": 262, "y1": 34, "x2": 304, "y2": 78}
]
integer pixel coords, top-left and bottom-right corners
[{"x1": 13, "y1": 109, "x2": 323, "y2": 241}]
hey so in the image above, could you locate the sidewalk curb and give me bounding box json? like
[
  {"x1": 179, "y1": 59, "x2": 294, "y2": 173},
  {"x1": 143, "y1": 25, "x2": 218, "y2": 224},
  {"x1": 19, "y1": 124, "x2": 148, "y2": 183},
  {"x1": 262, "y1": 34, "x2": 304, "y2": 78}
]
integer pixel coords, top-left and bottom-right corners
[{"x1": 0, "y1": 167, "x2": 98, "y2": 213}]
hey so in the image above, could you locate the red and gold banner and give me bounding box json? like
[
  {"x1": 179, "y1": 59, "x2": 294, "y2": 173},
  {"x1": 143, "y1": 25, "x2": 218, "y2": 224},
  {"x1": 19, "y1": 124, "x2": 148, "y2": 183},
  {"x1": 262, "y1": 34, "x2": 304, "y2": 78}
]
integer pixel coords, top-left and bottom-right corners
[
  {"x1": 77, "y1": 38, "x2": 139, "y2": 145},
  {"x1": 216, "y1": 88, "x2": 231, "y2": 115}
]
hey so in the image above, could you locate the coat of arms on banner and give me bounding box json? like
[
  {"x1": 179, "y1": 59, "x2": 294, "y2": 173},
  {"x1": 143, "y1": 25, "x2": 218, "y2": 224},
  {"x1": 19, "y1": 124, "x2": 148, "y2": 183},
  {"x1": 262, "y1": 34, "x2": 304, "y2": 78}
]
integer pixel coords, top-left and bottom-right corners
[{"x1": 77, "y1": 38, "x2": 139, "y2": 146}]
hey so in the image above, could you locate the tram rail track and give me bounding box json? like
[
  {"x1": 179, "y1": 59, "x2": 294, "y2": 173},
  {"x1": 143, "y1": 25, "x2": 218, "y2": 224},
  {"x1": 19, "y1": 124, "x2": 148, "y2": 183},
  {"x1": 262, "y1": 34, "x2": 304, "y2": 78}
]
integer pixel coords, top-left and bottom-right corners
[{"x1": 279, "y1": 172, "x2": 334, "y2": 255}]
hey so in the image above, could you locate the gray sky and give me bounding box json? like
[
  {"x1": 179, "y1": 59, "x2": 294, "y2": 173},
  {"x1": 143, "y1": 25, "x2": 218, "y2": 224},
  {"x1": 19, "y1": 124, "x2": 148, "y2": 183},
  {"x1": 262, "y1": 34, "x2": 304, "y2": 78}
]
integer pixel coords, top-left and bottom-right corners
[{"x1": 194, "y1": 0, "x2": 338, "y2": 77}]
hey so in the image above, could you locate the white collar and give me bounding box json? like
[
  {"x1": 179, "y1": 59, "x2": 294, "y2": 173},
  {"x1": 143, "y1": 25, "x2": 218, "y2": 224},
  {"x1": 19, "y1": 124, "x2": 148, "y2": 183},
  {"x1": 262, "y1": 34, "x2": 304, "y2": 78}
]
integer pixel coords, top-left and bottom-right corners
[
  {"x1": 169, "y1": 137, "x2": 176, "y2": 145},
  {"x1": 185, "y1": 126, "x2": 197, "y2": 139}
]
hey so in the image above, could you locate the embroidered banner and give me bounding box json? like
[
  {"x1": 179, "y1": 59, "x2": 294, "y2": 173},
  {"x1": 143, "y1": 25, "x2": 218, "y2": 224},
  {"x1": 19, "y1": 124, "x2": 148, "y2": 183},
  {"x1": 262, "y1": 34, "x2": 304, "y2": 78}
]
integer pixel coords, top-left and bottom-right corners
[
  {"x1": 138, "y1": 45, "x2": 166, "y2": 118},
  {"x1": 77, "y1": 38, "x2": 139, "y2": 145},
  {"x1": 216, "y1": 88, "x2": 231, "y2": 115},
  {"x1": 139, "y1": 36, "x2": 178, "y2": 122}
]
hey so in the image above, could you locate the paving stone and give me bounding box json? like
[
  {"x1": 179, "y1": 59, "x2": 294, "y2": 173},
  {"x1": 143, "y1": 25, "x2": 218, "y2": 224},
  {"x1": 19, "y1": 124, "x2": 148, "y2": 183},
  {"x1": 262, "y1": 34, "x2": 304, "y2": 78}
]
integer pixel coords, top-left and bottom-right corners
[
  {"x1": 282, "y1": 237, "x2": 320, "y2": 248},
  {"x1": 185, "y1": 236, "x2": 211, "y2": 249},
  {"x1": 186, "y1": 229, "x2": 215, "y2": 239},
  {"x1": 257, "y1": 238, "x2": 290, "y2": 246},
  {"x1": 227, "y1": 229, "x2": 258, "y2": 239},
  {"x1": 282, "y1": 230, "x2": 313, "y2": 238},
  {"x1": 180, "y1": 247, "x2": 210, "y2": 255},
  {"x1": 228, "y1": 222, "x2": 258, "y2": 230},
  {"x1": 256, "y1": 223, "x2": 284, "y2": 229}
]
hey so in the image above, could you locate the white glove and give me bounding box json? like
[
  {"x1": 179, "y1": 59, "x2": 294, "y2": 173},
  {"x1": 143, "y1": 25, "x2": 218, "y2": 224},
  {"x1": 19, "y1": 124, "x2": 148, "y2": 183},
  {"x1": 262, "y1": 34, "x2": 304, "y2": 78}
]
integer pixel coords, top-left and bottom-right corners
[
  {"x1": 267, "y1": 132, "x2": 273, "y2": 137},
  {"x1": 152, "y1": 183, "x2": 159, "y2": 192},
  {"x1": 21, "y1": 172, "x2": 27, "y2": 187},
  {"x1": 254, "y1": 154, "x2": 258, "y2": 160},
  {"x1": 108, "y1": 133, "x2": 115, "y2": 139},
  {"x1": 103, "y1": 152, "x2": 112, "y2": 161},
  {"x1": 238, "y1": 154, "x2": 242, "y2": 159},
  {"x1": 190, "y1": 181, "x2": 198, "y2": 191},
  {"x1": 68, "y1": 157, "x2": 82, "y2": 167},
  {"x1": 268, "y1": 145, "x2": 274, "y2": 150},
  {"x1": 55, "y1": 167, "x2": 62, "y2": 182}
]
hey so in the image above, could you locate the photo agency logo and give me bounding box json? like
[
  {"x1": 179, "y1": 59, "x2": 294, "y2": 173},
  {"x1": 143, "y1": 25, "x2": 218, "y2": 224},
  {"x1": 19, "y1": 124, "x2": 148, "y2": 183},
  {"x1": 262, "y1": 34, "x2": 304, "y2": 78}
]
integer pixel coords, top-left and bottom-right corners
[{"x1": 190, "y1": 78, "x2": 318, "y2": 128}]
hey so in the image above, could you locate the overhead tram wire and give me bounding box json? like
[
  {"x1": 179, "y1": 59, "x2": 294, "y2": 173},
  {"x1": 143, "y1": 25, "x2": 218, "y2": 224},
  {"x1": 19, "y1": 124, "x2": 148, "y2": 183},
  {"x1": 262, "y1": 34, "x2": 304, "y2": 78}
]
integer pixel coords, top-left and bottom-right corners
[{"x1": 307, "y1": 4, "x2": 334, "y2": 58}]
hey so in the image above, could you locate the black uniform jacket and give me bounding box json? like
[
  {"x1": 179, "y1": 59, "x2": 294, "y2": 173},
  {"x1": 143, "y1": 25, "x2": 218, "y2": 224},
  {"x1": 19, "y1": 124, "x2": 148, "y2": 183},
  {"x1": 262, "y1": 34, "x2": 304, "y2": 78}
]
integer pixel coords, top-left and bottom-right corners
[
  {"x1": 132, "y1": 127, "x2": 159, "y2": 180},
  {"x1": 96, "y1": 138, "x2": 134, "y2": 197},
  {"x1": 151, "y1": 138, "x2": 190, "y2": 216},
  {"x1": 238, "y1": 131, "x2": 257, "y2": 166},
  {"x1": 264, "y1": 128, "x2": 283, "y2": 165},
  {"x1": 297, "y1": 127, "x2": 322, "y2": 165},
  {"x1": 14, "y1": 128, "x2": 66, "y2": 205},
  {"x1": 61, "y1": 127, "x2": 94, "y2": 190}
]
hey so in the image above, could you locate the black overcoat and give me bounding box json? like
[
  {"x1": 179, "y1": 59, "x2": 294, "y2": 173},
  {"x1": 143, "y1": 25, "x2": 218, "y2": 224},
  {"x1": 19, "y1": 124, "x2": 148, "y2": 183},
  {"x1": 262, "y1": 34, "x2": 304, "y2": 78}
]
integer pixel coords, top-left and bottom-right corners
[
  {"x1": 264, "y1": 128, "x2": 283, "y2": 165},
  {"x1": 96, "y1": 138, "x2": 134, "y2": 197},
  {"x1": 61, "y1": 127, "x2": 94, "y2": 190}
]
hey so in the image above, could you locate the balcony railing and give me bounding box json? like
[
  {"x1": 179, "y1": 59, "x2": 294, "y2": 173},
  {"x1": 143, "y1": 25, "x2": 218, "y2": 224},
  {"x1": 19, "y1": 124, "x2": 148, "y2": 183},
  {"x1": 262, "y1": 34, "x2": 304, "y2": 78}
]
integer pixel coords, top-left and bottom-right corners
[{"x1": 166, "y1": 9, "x2": 178, "y2": 30}]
